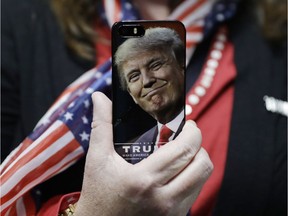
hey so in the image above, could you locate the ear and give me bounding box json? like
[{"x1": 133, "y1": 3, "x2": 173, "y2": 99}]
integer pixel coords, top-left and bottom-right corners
[{"x1": 127, "y1": 88, "x2": 138, "y2": 104}]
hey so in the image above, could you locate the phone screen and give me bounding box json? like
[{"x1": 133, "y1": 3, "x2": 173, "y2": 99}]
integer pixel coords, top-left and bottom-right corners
[{"x1": 112, "y1": 21, "x2": 186, "y2": 164}]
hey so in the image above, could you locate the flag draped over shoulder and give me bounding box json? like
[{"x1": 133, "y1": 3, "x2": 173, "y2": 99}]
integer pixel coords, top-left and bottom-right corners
[{"x1": 0, "y1": 0, "x2": 238, "y2": 215}]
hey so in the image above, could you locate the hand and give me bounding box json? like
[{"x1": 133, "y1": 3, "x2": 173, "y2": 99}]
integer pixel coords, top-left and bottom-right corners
[{"x1": 74, "y1": 92, "x2": 213, "y2": 216}]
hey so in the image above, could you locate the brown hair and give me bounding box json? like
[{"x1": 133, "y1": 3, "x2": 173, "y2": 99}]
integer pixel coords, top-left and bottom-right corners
[
  {"x1": 50, "y1": 0, "x2": 287, "y2": 60},
  {"x1": 258, "y1": 0, "x2": 287, "y2": 42},
  {"x1": 51, "y1": 0, "x2": 99, "y2": 61}
]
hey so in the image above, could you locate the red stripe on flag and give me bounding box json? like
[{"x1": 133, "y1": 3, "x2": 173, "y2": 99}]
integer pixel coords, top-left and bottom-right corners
[
  {"x1": 1, "y1": 137, "x2": 79, "y2": 201},
  {"x1": 22, "y1": 193, "x2": 36, "y2": 215},
  {"x1": 1, "y1": 139, "x2": 82, "y2": 212},
  {"x1": 114, "y1": 0, "x2": 121, "y2": 22},
  {"x1": 2, "y1": 206, "x2": 14, "y2": 216},
  {"x1": 175, "y1": 0, "x2": 207, "y2": 22},
  {"x1": 186, "y1": 25, "x2": 203, "y2": 32},
  {"x1": 49, "y1": 81, "x2": 88, "y2": 109},
  {"x1": 1, "y1": 123, "x2": 70, "y2": 184},
  {"x1": 187, "y1": 41, "x2": 198, "y2": 48},
  {"x1": 1, "y1": 138, "x2": 33, "y2": 174}
]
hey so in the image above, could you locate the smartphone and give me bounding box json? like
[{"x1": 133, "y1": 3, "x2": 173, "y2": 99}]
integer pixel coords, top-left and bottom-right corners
[{"x1": 112, "y1": 21, "x2": 186, "y2": 164}]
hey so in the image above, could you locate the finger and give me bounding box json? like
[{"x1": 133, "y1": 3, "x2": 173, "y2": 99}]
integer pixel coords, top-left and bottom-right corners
[
  {"x1": 89, "y1": 92, "x2": 113, "y2": 154},
  {"x1": 136, "y1": 120, "x2": 202, "y2": 184},
  {"x1": 163, "y1": 148, "x2": 213, "y2": 201}
]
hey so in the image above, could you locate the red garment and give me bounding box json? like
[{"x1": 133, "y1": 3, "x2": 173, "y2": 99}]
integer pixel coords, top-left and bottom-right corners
[
  {"x1": 188, "y1": 40, "x2": 236, "y2": 215},
  {"x1": 37, "y1": 192, "x2": 80, "y2": 216}
]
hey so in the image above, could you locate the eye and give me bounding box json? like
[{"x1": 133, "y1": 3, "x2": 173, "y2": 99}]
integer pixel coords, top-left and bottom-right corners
[
  {"x1": 128, "y1": 72, "x2": 140, "y2": 83},
  {"x1": 150, "y1": 61, "x2": 164, "y2": 71}
]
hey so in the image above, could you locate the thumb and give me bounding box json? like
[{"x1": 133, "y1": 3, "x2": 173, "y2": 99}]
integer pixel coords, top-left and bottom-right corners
[{"x1": 89, "y1": 92, "x2": 113, "y2": 155}]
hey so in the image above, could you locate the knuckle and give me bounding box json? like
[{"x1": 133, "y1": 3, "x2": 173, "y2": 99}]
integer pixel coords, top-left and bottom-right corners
[
  {"x1": 193, "y1": 126, "x2": 202, "y2": 147},
  {"x1": 160, "y1": 199, "x2": 175, "y2": 215},
  {"x1": 182, "y1": 142, "x2": 197, "y2": 160},
  {"x1": 91, "y1": 120, "x2": 108, "y2": 130},
  {"x1": 198, "y1": 149, "x2": 214, "y2": 180},
  {"x1": 155, "y1": 199, "x2": 175, "y2": 216},
  {"x1": 125, "y1": 173, "x2": 154, "y2": 196},
  {"x1": 182, "y1": 127, "x2": 202, "y2": 159}
]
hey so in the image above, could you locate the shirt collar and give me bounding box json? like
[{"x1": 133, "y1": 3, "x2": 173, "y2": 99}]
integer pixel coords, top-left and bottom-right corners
[{"x1": 157, "y1": 109, "x2": 185, "y2": 134}]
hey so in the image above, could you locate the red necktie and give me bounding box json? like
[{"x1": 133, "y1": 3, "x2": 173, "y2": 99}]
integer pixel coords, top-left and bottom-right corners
[{"x1": 157, "y1": 125, "x2": 173, "y2": 148}]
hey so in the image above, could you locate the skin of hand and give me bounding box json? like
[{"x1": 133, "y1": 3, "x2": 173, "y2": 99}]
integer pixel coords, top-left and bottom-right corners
[{"x1": 74, "y1": 92, "x2": 213, "y2": 216}]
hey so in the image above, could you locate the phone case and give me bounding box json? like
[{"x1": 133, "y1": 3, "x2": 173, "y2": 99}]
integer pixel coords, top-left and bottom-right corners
[{"x1": 112, "y1": 21, "x2": 186, "y2": 164}]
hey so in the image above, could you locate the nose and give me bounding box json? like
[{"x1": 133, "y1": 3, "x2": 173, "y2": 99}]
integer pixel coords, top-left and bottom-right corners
[{"x1": 142, "y1": 71, "x2": 156, "y2": 88}]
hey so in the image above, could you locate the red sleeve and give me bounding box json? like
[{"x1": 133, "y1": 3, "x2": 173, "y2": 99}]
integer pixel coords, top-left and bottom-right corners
[{"x1": 37, "y1": 192, "x2": 80, "y2": 216}]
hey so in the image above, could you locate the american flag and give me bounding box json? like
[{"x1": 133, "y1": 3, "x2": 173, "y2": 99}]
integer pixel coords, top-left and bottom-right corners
[{"x1": 0, "y1": 0, "x2": 238, "y2": 215}]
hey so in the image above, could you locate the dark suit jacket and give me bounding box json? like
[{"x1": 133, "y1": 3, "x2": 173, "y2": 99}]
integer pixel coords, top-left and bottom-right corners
[{"x1": 186, "y1": 2, "x2": 287, "y2": 215}]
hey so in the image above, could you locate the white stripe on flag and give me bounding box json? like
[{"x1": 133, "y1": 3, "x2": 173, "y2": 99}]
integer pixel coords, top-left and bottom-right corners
[
  {"x1": 105, "y1": 0, "x2": 116, "y2": 27},
  {"x1": 16, "y1": 197, "x2": 26, "y2": 216},
  {"x1": 187, "y1": 32, "x2": 204, "y2": 42},
  {"x1": 1, "y1": 146, "x2": 84, "y2": 211},
  {"x1": 181, "y1": 1, "x2": 215, "y2": 26},
  {"x1": 1, "y1": 121, "x2": 63, "y2": 176},
  {"x1": 168, "y1": 0, "x2": 198, "y2": 20},
  {"x1": 44, "y1": 147, "x2": 84, "y2": 178},
  {"x1": 1, "y1": 129, "x2": 74, "y2": 196},
  {"x1": 68, "y1": 68, "x2": 97, "y2": 88},
  {"x1": 4, "y1": 207, "x2": 11, "y2": 216},
  {"x1": 186, "y1": 47, "x2": 196, "y2": 66},
  {"x1": 0, "y1": 143, "x2": 24, "y2": 173}
]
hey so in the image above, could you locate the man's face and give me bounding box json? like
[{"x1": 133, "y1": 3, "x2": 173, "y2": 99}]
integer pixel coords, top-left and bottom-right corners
[{"x1": 121, "y1": 49, "x2": 184, "y2": 121}]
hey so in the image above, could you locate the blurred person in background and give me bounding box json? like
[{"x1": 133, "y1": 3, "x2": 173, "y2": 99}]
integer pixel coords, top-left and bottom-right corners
[{"x1": 1, "y1": 0, "x2": 286, "y2": 215}]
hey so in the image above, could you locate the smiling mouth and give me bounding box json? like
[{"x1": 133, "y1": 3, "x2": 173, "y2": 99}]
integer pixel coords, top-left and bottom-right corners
[{"x1": 141, "y1": 83, "x2": 167, "y2": 98}]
